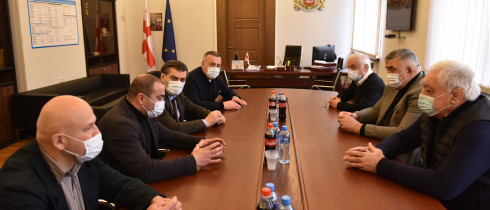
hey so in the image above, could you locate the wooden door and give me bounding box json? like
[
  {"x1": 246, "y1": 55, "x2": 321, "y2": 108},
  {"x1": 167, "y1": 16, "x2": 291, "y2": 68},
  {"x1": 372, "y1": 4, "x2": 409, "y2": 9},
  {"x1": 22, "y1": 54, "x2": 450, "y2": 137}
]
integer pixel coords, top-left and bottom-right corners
[{"x1": 217, "y1": 0, "x2": 275, "y2": 71}]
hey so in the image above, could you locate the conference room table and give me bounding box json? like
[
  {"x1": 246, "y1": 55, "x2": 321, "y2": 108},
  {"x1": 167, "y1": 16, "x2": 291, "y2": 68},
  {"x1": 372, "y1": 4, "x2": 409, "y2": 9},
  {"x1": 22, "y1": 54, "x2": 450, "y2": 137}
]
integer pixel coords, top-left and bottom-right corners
[
  {"x1": 227, "y1": 68, "x2": 347, "y2": 88},
  {"x1": 149, "y1": 88, "x2": 445, "y2": 209}
]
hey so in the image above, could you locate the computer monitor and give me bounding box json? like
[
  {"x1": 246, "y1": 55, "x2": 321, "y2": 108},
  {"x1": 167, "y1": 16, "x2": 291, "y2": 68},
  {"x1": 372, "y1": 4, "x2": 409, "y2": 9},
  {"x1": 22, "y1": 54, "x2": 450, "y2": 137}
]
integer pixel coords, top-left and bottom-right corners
[
  {"x1": 312, "y1": 45, "x2": 336, "y2": 64},
  {"x1": 284, "y1": 45, "x2": 302, "y2": 66}
]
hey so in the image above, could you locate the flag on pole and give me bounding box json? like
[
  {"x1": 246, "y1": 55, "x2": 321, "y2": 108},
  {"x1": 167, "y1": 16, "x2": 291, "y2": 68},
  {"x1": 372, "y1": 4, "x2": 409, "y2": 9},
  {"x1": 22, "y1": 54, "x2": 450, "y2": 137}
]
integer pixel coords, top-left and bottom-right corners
[
  {"x1": 234, "y1": 52, "x2": 239, "y2": 60},
  {"x1": 94, "y1": 0, "x2": 107, "y2": 55},
  {"x1": 245, "y1": 52, "x2": 250, "y2": 65},
  {"x1": 142, "y1": 0, "x2": 155, "y2": 71},
  {"x1": 162, "y1": 0, "x2": 177, "y2": 62}
]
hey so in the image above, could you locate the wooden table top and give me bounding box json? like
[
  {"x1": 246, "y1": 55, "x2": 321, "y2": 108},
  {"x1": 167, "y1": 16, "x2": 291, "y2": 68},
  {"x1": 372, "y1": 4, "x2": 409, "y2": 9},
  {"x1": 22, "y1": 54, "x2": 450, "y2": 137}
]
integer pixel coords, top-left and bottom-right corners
[{"x1": 149, "y1": 88, "x2": 444, "y2": 210}]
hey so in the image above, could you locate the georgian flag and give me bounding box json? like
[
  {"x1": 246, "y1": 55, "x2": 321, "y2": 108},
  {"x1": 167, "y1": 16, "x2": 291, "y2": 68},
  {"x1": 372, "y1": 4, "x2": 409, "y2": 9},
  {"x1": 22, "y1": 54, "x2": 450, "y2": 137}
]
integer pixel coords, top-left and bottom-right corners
[
  {"x1": 142, "y1": 0, "x2": 155, "y2": 71},
  {"x1": 245, "y1": 52, "x2": 250, "y2": 65}
]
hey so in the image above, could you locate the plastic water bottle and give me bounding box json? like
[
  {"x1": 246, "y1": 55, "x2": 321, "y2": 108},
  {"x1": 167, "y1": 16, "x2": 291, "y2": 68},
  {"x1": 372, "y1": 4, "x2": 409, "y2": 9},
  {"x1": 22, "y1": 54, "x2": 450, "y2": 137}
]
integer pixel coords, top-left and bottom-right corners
[
  {"x1": 278, "y1": 195, "x2": 294, "y2": 210},
  {"x1": 257, "y1": 187, "x2": 273, "y2": 210},
  {"x1": 265, "y1": 183, "x2": 279, "y2": 209},
  {"x1": 272, "y1": 122, "x2": 280, "y2": 150},
  {"x1": 279, "y1": 126, "x2": 290, "y2": 164},
  {"x1": 279, "y1": 92, "x2": 287, "y2": 120}
]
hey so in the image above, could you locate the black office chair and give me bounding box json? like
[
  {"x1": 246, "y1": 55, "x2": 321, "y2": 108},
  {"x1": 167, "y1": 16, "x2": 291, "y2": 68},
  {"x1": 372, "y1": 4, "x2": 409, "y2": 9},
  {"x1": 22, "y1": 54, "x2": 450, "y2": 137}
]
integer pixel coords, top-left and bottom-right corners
[{"x1": 283, "y1": 45, "x2": 302, "y2": 66}]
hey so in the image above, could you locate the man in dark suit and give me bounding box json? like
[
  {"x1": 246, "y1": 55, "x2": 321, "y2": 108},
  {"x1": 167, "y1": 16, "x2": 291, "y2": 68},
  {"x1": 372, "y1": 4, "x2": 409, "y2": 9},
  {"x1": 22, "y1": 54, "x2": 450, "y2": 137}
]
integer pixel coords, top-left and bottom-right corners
[
  {"x1": 155, "y1": 60, "x2": 226, "y2": 134},
  {"x1": 98, "y1": 74, "x2": 226, "y2": 183},
  {"x1": 183, "y1": 51, "x2": 247, "y2": 111},
  {"x1": 328, "y1": 53, "x2": 385, "y2": 112},
  {"x1": 0, "y1": 95, "x2": 182, "y2": 209}
]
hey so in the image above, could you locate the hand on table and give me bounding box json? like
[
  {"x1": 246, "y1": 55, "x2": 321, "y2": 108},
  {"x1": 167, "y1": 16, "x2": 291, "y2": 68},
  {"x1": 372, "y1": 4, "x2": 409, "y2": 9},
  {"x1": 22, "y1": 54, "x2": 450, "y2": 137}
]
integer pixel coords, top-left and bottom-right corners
[
  {"x1": 343, "y1": 142, "x2": 384, "y2": 173},
  {"x1": 232, "y1": 96, "x2": 247, "y2": 107},
  {"x1": 328, "y1": 96, "x2": 341, "y2": 109},
  {"x1": 204, "y1": 111, "x2": 226, "y2": 126},
  {"x1": 147, "y1": 196, "x2": 182, "y2": 210},
  {"x1": 224, "y1": 101, "x2": 242, "y2": 110},
  {"x1": 338, "y1": 111, "x2": 362, "y2": 134},
  {"x1": 192, "y1": 138, "x2": 227, "y2": 167}
]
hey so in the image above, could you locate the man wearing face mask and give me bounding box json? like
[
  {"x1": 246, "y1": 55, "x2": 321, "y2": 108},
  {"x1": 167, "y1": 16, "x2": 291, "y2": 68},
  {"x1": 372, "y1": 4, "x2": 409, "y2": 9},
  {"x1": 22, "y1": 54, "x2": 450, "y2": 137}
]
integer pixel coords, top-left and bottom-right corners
[
  {"x1": 338, "y1": 49, "x2": 426, "y2": 141},
  {"x1": 327, "y1": 53, "x2": 385, "y2": 112},
  {"x1": 0, "y1": 95, "x2": 183, "y2": 209},
  {"x1": 343, "y1": 60, "x2": 490, "y2": 209},
  {"x1": 98, "y1": 74, "x2": 227, "y2": 183},
  {"x1": 154, "y1": 60, "x2": 226, "y2": 134},
  {"x1": 183, "y1": 51, "x2": 247, "y2": 111}
]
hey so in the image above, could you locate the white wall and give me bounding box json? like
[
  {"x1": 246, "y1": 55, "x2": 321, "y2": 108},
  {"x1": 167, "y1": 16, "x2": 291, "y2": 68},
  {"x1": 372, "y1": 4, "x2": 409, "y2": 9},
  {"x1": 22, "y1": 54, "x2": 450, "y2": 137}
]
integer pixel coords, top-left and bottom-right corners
[
  {"x1": 377, "y1": 0, "x2": 430, "y2": 80},
  {"x1": 10, "y1": 0, "x2": 357, "y2": 91},
  {"x1": 275, "y1": 0, "x2": 354, "y2": 66},
  {"x1": 116, "y1": 0, "x2": 217, "y2": 80},
  {"x1": 9, "y1": 0, "x2": 87, "y2": 92}
]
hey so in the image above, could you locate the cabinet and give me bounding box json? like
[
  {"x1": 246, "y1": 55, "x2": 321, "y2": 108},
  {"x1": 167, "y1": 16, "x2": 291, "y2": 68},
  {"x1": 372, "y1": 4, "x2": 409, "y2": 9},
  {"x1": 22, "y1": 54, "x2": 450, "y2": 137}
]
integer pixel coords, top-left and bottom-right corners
[
  {"x1": 81, "y1": 0, "x2": 119, "y2": 76},
  {"x1": 0, "y1": 0, "x2": 17, "y2": 145}
]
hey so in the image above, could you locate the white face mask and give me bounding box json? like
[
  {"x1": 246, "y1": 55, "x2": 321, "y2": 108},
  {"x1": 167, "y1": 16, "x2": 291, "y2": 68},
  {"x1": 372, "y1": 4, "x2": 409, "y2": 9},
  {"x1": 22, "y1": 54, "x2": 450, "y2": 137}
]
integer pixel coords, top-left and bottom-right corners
[
  {"x1": 347, "y1": 70, "x2": 361, "y2": 81},
  {"x1": 386, "y1": 73, "x2": 408, "y2": 88},
  {"x1": 63, "y1": 133, "x2": 103, "y2": 163},
  {"x1": 165, "y1": 78, "x2": 185, "y2": 96},
  {"x1": 205, "y1": 66, "x2": 220, "y2": 79},
  {"x1": 418, "y1": 92, "x2": 451, "y2": 116},
  {"x1": 142, "y1": 94, "x2": 165, "y2": 118}
]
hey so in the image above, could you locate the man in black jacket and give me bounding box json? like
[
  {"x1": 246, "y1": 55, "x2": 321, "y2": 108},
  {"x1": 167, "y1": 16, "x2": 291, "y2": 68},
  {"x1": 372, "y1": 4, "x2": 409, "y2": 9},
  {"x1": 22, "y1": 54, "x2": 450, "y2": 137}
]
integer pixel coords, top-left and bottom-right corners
[
  {"x1": 343, "y1": 60, "x2": 490, "y2": 209},
  {"x1": 98, "y1": 74, "x2": 226, "y2": 183},
  {"x1": 155, "y1": 60, "x2": 226, "y2": 134},
  {"x1": 328, "y1": 53, "x2": 385, "y2": 112},
  {"x1": 183, "y1": 51, "x2": 247, "y2": 111},
  {"x1": 0, "y1": 95, "x2": 182, "y2": 209}
]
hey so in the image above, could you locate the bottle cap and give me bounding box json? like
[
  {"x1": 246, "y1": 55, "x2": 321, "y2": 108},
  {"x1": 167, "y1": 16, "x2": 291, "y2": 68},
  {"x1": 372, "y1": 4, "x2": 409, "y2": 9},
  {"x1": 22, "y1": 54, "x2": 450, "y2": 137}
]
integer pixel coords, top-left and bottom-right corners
[
  {"x1": 265, "y1": 183, "x2": 275, "y2": 191},
  {"x1": 282, "y1": 125, "x2": 288, "y2": 131},
  {"x1": 278, "y1": 92, "x2": 282, "y2": 95},
  {"x1": 281, "y1": 92, "x2": 285, "y2": 95},
  {"x1": 273, "y1": 122, "x2": 278, "y2": 127},
  {"x1": 281, "y1": 195, "x2": 291, "y2": 205},
  {"x1": 261, "y1": 187, "x2": 271, "y2": 196},
  {"x1": 268, "y1": 123, "x2": 273, "y2": 128}
]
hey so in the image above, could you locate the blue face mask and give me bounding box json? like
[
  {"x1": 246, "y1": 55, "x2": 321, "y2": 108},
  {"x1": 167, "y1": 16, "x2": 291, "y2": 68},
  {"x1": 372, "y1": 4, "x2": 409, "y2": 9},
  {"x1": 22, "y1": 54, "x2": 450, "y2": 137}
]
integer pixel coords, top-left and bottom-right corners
[{"x1": 418, "y1": 92, "x2": 451, "y2": 116}]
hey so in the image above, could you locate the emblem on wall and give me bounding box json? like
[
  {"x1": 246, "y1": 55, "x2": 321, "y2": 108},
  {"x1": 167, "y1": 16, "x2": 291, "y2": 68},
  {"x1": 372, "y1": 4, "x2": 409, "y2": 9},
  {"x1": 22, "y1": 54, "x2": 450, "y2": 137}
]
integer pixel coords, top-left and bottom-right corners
[{"x1": 294, "y1": 0, "x2": 325, "y2": 12}]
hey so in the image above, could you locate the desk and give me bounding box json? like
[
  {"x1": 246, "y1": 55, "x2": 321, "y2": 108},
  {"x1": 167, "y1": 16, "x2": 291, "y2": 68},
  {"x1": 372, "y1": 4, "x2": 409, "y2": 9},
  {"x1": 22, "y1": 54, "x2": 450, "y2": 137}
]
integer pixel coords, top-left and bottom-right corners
[
  {"x1": 228, "y1": 68, "x2": 347, "y2": 88},
  {"x1": 149, "y1": 89, "x2": 444, "y2": 209}
]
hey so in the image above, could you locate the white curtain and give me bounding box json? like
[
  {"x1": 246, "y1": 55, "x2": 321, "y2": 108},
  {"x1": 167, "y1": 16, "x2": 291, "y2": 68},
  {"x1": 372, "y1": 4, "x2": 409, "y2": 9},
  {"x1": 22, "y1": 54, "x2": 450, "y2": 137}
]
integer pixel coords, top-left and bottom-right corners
[
  {"x1": 426, "y1": 0, "x2": 490, "y2": 87},
  {"x1": 352, "y1": 0, "x2": 384, "y2": 58}
]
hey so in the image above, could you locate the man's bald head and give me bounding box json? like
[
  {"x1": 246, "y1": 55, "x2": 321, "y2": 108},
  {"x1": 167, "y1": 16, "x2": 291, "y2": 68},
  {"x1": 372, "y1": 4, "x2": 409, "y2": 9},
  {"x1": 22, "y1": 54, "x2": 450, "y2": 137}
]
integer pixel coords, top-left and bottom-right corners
[
  {"x1": 36, "y1": 95, "x2": 95, "y2": 145},
  {"x1": 127, "y1": 74, "x2": 164, "y2": 100}
]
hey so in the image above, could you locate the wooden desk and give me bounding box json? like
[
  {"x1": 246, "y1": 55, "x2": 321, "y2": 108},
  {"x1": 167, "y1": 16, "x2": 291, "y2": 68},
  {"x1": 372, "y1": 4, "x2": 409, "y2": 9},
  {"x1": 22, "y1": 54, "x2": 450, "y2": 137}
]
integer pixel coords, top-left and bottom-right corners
[
  {"x1": 149, "y1": 89, "x2": 444, "y2": 209},
  {"x1": 228, "y1": 68, "x2": 347, "y2": 88}
]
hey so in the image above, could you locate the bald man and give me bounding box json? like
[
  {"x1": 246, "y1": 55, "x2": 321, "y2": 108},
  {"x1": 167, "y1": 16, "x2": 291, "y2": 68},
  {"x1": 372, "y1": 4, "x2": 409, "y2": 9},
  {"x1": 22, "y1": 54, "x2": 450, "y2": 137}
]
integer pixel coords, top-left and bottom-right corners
[
  {"x1": 328, "y1": 53, "x2": 385, "y2": 112},
  {"x1": 0, "y1": 95, "x2": 182, "y2": 210}
]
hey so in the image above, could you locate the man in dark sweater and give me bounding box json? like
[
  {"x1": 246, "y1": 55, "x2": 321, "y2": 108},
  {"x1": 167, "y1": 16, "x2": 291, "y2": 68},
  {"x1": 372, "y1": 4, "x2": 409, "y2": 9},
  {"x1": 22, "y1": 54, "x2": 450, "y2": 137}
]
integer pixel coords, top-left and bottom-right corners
[
  {"x1": 0, "y1": 95, "x2": 182, "y2": 209},
  {"x1": 328, "y1": 53, "x2": 385, "y2": 112},
  {"x1": 343, "y1": 60, "x2": 490, "y2": 209},
  {"x1": 153, "y1": 60, "x2": 226, "y2": 134},
  {"x1": 98, "y1": 74, "x2": 226, "y2": 183},
  {"x1": 183, "y1": 51, "x2": 247, "y2": 111}
]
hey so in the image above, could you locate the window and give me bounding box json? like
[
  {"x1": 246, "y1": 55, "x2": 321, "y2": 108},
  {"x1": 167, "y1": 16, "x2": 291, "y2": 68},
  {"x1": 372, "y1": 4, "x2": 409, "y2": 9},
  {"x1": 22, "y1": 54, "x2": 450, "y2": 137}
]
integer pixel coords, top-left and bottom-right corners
[
  {"x1": 426, "y1": 0, "x2": 490, "y2": 89},
  {"x1": 352, "y1": 0, "x2": 385, "y2": 58}
]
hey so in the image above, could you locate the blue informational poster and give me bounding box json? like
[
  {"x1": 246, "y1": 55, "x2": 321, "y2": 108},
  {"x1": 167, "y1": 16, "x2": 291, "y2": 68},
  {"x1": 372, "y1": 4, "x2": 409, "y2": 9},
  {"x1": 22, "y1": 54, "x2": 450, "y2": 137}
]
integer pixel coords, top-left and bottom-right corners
[{"x1": 27, "y1": 0, "x2": 79, "y2": 48}]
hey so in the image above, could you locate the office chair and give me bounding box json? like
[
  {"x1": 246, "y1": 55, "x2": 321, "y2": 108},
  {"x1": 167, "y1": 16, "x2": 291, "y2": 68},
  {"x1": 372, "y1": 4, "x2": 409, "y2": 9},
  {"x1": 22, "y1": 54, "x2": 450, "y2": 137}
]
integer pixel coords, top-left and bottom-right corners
[
  {"x1": 311, "y1": 57, "x2": 344, "y2": 91},
  {"x1": 221, "y1": 70, "x2": 250, "y2": 89},
  {"x1": 283, "y1": 45, "x2": 302, "y2": 66}
]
